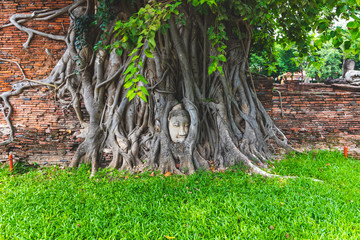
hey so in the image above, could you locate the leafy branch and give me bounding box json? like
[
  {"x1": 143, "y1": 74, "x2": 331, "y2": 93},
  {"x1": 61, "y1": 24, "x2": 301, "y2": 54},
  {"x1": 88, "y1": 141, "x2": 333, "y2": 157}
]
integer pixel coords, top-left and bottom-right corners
[{"x1": 110, "y1": 1, "x2": 181, "y2": 102}]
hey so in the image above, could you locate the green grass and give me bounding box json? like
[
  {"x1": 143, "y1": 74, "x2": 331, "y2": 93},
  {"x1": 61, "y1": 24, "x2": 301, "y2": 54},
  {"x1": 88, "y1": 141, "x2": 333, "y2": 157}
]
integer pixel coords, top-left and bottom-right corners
[{"x1": 0, "y1": 150, "x2": 359, "y2": 239}]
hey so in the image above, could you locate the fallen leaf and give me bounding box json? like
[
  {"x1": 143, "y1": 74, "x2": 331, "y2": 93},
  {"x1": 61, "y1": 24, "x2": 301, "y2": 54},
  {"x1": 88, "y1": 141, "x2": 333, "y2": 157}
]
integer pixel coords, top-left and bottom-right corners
[
  {"x1": 149, "y1": 172, "x2": 155, "y2": 177},
  {"x1": 285, "y1": 233, "x2": 290, "y2": 238},
  {"x1": 135, "y1": 175, "x2": 139, "y2": 178},
  {"x1": 164, "y1": 172, "x2": 172, "y2": 177},
  {"x1": 164, "y1": 236, "x2": 175, "y2": 239},
  {"x1": 77, "y1": 224, "x2": 81, "y2": 228},
  {"x1": 326, "y1": 163, "x2": 331, "y2": 166},
  {"x1": 269, "y1": 225, "x2": 275, "y2": 230},
  {"x1": 210, "y1": 167, "x2": 215, "y2": 172},
  {"x1": 67, "y1": 130, "x2": 72, "y2": 134},
  {"x1": 124, "y1": 176, "x2": 129, "y2": 179}
]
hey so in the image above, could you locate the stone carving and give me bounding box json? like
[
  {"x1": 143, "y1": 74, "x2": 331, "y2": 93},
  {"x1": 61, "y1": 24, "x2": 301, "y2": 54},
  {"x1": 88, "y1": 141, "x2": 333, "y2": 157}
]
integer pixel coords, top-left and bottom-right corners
[
  {"x1": 343, "y1": 59, "x2": 360, "y2": 85},
  {"x1": 345, "y1": 71, "x2": 360, "y2": 85},
  {"x1": 343, "y1": 59, "x2": 355, "y2": 78},
  {"x1": 325, "y1": 59, "x2": 360, "y2": 85},
  {"x1": 168, "y1": 104, "x2": 190, "y2": 143}
]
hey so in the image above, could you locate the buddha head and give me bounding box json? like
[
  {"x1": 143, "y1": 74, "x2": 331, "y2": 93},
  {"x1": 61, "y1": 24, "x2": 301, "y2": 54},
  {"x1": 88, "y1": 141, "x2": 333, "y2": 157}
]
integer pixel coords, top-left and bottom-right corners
[{"x1": 168, "y1": 104, "x2": 190, "y2": 143}]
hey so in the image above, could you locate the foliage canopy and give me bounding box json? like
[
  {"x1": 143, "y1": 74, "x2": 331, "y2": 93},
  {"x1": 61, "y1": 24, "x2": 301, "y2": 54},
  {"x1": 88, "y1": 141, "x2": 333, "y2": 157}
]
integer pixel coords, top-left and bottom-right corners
[{"x1": 93, "y1": 0, "x2": 360, "y2": 90}]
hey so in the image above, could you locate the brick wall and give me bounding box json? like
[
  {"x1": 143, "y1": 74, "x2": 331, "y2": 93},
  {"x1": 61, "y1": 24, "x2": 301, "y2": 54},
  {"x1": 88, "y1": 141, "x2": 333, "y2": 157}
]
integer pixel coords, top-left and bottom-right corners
[
  {"x1": 0, "y1": 0, "x2": 78, "y2": 165},
  {"x1": 272, "y1": 80, "x2": 360, "y2": 156}
]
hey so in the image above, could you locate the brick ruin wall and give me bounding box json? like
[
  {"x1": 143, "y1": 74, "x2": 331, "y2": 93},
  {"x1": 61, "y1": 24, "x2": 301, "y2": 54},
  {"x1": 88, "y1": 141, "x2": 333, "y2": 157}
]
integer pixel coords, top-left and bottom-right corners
[
  {"x1": 271, "y1": 81, "x2": 360, "y2": 157},
  {"x1": 0, "y1": 0, "x2": 80, "y2": 165},
  {"x1": 1, "y1": 1, "x2": 359, "y2": 165}
]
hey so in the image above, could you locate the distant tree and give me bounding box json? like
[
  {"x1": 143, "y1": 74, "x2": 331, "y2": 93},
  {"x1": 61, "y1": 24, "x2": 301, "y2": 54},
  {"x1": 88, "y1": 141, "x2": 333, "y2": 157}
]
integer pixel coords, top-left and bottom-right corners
[
  {"x1": 305, "y1": 42, "x2": 343, "y2": 81},
  {"x1": 249, "y1": 45, "x2": 300, "y2": 77},
  {"x1": 249, "y1": 50, "x2": 277, "y2": 77},
  {"x1": 277, "y1": 48, "x2": 300, "y2": 75}
]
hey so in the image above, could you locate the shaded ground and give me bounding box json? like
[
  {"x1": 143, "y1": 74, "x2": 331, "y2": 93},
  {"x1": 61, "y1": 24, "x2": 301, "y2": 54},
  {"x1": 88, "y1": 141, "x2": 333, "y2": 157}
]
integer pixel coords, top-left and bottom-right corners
[{"x1": 294, "y1": 134, "x2": 360, "y2": 159}]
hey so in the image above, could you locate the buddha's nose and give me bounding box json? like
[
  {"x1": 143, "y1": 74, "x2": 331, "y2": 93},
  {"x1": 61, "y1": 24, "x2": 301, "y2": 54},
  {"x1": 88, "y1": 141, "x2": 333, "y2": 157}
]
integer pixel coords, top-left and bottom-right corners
[{"x1": 179, "y1": 125, "x2": 186, "y2": 136}]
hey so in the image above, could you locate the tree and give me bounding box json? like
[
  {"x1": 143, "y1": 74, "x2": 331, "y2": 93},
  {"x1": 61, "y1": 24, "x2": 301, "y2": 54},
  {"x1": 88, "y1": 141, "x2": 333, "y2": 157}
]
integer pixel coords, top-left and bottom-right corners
[
  {"x1": 1, "y1": 0, "x2": 359, "y2": 177},
  {"x1": 277, "y1": 47, "x2": 300, "y2": 75},
  {"x1": 305, "y1": 42, "x2": 343, "y2": 81},
  {"x1": 249, "y1": 49, "x2": 278, "y2": 77},
  {"x1": 249, "y1": 44, "x2": 300, "y2": 78}
]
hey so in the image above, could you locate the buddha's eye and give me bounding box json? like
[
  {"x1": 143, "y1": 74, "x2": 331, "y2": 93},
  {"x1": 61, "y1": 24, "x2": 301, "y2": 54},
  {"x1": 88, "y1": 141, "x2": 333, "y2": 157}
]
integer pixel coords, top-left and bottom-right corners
[{"x1": 173, "y1": 123, "x2": 179, "y2": 127}]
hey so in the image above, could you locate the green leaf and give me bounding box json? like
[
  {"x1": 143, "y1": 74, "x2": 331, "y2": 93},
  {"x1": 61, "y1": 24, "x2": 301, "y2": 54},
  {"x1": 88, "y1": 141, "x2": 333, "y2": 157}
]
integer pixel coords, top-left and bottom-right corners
[
  {"x1": 129, "y1": 49, "x2": 138, "y2": 57},
  {"x1": 333, "y1": 37, "x2": 343, "y2": 48},
  {"x1": 140, "y1": 86, "x2": 149, "y2": 96},
  {"x1": 344, "y1": 41, "x2": 351, "y2": 50},
  {"x1": 137, "y1": 92, "x2": 148, "y2": 102},
  {"x1": 125, "y1": 74, "x2": 132, "y2": 83},
  {"x1": 115, "y1": 48, "x2": 123, "y2": 56},
  {"x1": 122, "y1": 35, "x2": 128, "y2": 42},
  {"x1": 127, "y1": 89, "x2": 136, "y2": 101},
  {"x1": 113, "y1": 41, "x2": 120, "y2": 48},
  {"x1": 144, "y1": 49, "x2": 154, "y2": 58},
  {"x1": 124, "y1": 63, "x2": 134, "y2": 75},
  {"x1": 131, "y1": 55, "x2": 140, "y2": 61},
  {"x1": 218, "y1": 54, "x2": 226, "y2": 62},
  {"x1": 208, "y1": 62, "x2": 217, "y2": 75},
  {"x1": 137, "y1": 41, "x2": 144, "y2": 48},
  {"x1": 350, "y1": 28, "x2": 360, "y2": 40},
  {"x1": 347, "y1": 21, "x2": 359, "y2": 29},
  {"x1": 217, "y1": 65, "x2": 224, "y2": 75},
  {"x1": 138, "y1": 36, "x2": 143, "y2": 44},
  {"x1": 148, "y1": 38, "x2": 156, "y2": 49},
  {"x1": 137, "y1": 74, "x2": 148, "y2": 84},
  {"x1": 124, "y1": 81, "x2": 133, "y2": 89}
]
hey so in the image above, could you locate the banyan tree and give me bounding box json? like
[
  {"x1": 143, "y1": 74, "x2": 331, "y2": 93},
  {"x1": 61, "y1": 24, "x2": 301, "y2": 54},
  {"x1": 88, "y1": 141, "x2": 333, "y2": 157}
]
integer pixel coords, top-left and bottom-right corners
[{"x1": 1, "y1": 0, "x2": 358, "y2": 176}]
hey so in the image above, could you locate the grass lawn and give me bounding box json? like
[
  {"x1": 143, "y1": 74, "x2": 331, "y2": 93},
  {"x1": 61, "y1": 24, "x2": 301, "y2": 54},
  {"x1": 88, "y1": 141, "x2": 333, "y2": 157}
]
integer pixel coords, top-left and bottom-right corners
[{"x1": 0, "y1": 150, "x2": 359, "y2": 239}]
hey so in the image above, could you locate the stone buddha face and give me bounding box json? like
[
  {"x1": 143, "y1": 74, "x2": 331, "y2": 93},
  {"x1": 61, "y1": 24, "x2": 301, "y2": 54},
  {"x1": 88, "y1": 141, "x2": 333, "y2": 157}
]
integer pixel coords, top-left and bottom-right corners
[{"x1": 168, "y1": 104, "x2": 190, "y2": 143}]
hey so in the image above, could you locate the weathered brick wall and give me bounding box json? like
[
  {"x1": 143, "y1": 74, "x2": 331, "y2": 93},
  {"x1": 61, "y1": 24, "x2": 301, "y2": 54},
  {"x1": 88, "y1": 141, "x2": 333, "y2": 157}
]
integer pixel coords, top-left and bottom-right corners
[
  {"x1": 272, "y1": 80, "x2": 360, "y2": 156},
  {"x1": 0, "y1": 0, "x2": 78, "y2": 165}
]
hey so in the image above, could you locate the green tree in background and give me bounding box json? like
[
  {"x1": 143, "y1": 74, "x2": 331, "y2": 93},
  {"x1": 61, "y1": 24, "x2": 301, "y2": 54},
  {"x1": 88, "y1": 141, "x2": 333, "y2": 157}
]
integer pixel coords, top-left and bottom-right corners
[
  {"x1": 249, "y1": 45, "x2": 300, "y2": 77},
  {"x1": 278, "y1": 48, "x2": 300, "y2": 75},
  {"x1": 305, "y1": 42, "x2": 343, "y2": 81}
]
